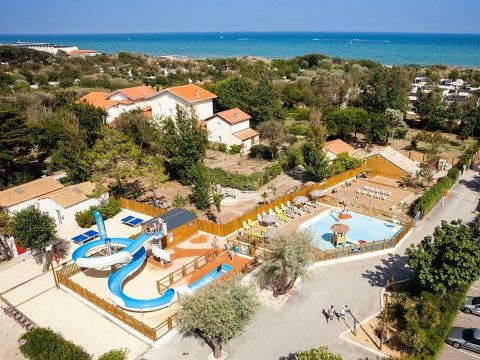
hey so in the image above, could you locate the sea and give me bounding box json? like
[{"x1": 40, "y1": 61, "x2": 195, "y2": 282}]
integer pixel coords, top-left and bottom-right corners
[{"x1": 1, "y1": 32, "x2": 480, "y2": 67}]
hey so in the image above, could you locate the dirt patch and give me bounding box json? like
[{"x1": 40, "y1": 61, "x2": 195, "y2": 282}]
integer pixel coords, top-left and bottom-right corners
[
  {"x1": 343, "y1": 315, "x2": 404, "y2": 359},
  {"x1": 204, "y1": 150, "x2": 273, "y2": 174},
  {"x1": 190, "y1": 235, "x2": 210, "y2": 244}
]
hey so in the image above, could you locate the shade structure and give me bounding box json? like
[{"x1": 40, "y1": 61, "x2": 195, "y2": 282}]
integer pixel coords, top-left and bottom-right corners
[
  {"x1": 262, "y1": 214, "x2": 279, "y2": 224},
  {"x1": 310, "y1": 190, "x2": 326, "y2": 199},
  {"x1": 330, "y1": 223, "x2": 350, "y2": 234},
  {"x1": 293, "y1": 196, "x2": 308, "y2": 204}
]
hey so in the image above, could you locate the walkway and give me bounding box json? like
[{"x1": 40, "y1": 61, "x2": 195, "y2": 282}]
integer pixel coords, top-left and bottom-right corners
[{"x1": 146, "y1": 165, "x2": 480, "y2": 360}]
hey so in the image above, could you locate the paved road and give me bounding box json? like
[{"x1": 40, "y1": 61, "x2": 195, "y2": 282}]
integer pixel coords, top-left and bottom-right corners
[
  {"x1": 147, "y1": 166, "x2": 480, "y2": 360},
  {"x1": 439, "y1": 279, "x2": 480, "y2": 360}
]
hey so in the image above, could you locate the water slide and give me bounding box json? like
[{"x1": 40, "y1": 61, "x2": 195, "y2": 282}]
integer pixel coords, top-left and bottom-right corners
[{"x1": 71, "y1": 211, "x2": 231, "y2": 311}]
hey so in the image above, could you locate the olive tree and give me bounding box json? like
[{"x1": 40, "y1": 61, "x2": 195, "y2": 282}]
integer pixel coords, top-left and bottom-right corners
[
  {"x1": 9, "y1": 206, "x2": 56, "y2": 271},
  {"x1": 258, "y1": 231, "x2": 315, "y2": 296},
  {"x1": 178, "y1": 276, "x2": 258, "y2": 358}
]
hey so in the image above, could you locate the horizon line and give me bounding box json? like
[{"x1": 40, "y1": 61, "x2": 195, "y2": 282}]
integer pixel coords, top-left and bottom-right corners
[{"x1": 1, "y1": 30, "x2": 480, "y2": 36}]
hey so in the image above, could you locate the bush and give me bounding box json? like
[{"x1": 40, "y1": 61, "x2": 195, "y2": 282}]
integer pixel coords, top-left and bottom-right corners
[
  {"x1": 288, "y1": 123, "x2": 309, "y2": 136},
  {"x1": 279, "y1": 147, "x2": 303, "y2": 171},
  {"x1": 218, "y1": 143, "x2": 227, "y2": 153},
  {"x1": 172, "y1": 192, "x2": 188, "y2": 208},
  {"x1": 411, "y1": 143, "x2": 475, "y2": 217},
  {"x1": 248, "y1": 144, "x2": 274, "y2": 160},
  {"x1": 98, "y1": 349, "x2": 128, "y2": 360},
  {"x1": 392, "y1": 128, "x2": 407, "y2": 139},
  {"x1": 396, "y1": 286, "x2": 468, "y2": 359},
  {"x1": 296, "y1": 346, "x2": 342, "y2": 360},
  {"x1": 207, "y1": 163, "x2": 282, "y2": 191},
  {"x1": 20, "y1": 328, "x2": 90, "y2": 360},
  {"x1": 288, "y1": 108, "x2": 310, "y2": 121},
  {"x1": 229, "y1": 144, "x2": 241, "y2": 154},
  {"x1": 75, "y1": 197, "x2": 121, "y2": 228}
]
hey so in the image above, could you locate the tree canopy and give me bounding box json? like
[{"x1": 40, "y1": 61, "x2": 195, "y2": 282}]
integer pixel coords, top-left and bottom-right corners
[
  {"x1": 258, "y1": 231, "x2": 315, "y2": 296},
  {"x1": 406, "y1": 219, "x2": 480, "y2": 294},
  {"x1": 178, "y1": 276, "x2": 259, "y2": 358},
  {"x1": 161, "y1": 106, "x2": 208, "y2": 184},
  {"x1": 9, "y1": 206, "x2": 56, "y2": 257},
  {"x1": 301, "y1": 143, "x2": 331, "y2": 182}
]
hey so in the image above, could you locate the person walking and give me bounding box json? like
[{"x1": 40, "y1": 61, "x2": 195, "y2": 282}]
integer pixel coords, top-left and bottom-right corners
[
  {"x1": 340, "y1": 305, "x2": 346, "y2": 320},
  {"x1": 328, "y1": 305, "x2": 335, "y2": 322}
]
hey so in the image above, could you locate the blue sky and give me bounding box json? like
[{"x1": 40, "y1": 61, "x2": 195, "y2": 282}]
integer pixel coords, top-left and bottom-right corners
[{"x1": 1, "y1": 0, "x2": 479, "y2": 34}]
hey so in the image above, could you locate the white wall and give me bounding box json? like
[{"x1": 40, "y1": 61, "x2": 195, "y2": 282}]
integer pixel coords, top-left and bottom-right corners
[
  {"x1": 206, "y1": 116, "x2": 234, "y2": 146},
  {"x1": 109, "y1": 93, "x2": 129, "y2": 101},
  {"x1": 148, "y1": 92, "x2": 213, "y2": 120}
]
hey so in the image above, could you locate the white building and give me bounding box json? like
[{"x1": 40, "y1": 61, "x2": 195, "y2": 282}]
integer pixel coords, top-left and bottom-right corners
[
  {"x1": 78, "y1": 85, "x2": 156, "y2": 124},
  {"x1": 147, "y1": 84, "x2": 216, "y2": 120},
  {"x1": 204, "y1": 108, "x2": 259, "y2": 150},
  {"x1": 0, "y1": 177, "x2": 107, "y2": 227}
]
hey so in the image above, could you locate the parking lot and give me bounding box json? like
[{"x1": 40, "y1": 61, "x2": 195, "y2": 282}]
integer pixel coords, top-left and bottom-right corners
[{"x1": 440, "y1": 280, "x2": 480, "y2": 360}]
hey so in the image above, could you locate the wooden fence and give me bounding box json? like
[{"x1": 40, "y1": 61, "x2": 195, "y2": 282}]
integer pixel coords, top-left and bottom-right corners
[
  {"x1": 117, "y1": 197, "x2": 166, "y2": 217},
  {"x1": 197, "y1": 167, "x2": 364, "y2": 237},
  {"x1": 56, "y1": 263, "x2": 158, "y2": 341},
  {"x1": 156, "y1": 248, "x2": 219, "y2": 292}
]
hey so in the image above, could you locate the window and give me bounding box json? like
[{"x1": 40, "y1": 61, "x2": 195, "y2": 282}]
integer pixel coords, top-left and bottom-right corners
[{"x1": 218, "y1": 136, "x2": 222, "y2": 143}]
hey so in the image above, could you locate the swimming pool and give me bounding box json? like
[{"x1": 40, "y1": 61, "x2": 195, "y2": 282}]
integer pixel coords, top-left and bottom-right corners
[
  {"x1": 187, "y1": 263, "x2": 232, "y2": 291},
  {"x1": 299, "y1": 211, "x2": 403, "y2": 250}
]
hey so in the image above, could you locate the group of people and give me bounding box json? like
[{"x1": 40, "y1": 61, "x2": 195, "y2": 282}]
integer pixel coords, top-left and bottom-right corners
[
  {"x1": 327, "y1": 304, "x2": 359, "y2": 335},
  {"x1": 146, "y1": 219, "x2": 164, "y2": 236}
]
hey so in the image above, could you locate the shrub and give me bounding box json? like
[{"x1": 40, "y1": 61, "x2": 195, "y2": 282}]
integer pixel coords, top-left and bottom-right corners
[
  {"x1": 396, "y1": 286, "x2": 468, "y2": 359},
  {"x1": 288, "y1": 123, "x2": 308, "y2": 136},
  {"x1": 75, "y1": 197, "x2": 121, "y2": 228},
  {"x1": 98, "y1": 349, "x2": 128, "y2": 360},
  {"x1": 218, "y1": 143, "x2": 227, "y2": 153},
  {"x1": 279, "y1": 147, "x2": 303, "y2": 171},
  {"x1": 229, "y1": 144, "x2": 241, "y2": 154},
  {"x1": 172, "y1": 192, "x2": 188, "y2": 208},
  {"x1": 288, "y1": 108, "x2": 310, "y2": 121},
  {"x1": 207, "y1": 163, "x2": 282, "y2": 191},
  {"x1": 20, "y1": 328, "x2": 90, "y2": 360},
  {"x1": 411, "y1": 143, "x2": 475, "y2": 217},
  {"x1": 392, "y1": 128, "x2": 407, "y2": 139},
  {"x1": 296, "y1": 346, "x2": 343, "y2": 360},
  {"x1": 248, "y1": 144, "x2": 274, "y2": 160}
]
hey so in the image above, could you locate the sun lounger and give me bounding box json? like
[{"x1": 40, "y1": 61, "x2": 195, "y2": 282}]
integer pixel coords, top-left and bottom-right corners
[
  {"x1": 243, "y1": 221, "x2": 250, "y2": 230},
  {"x1": 248, "y1": 219, "x2": 256, "y2": 228},
  {"x1": 71, "y1": 230, "x2": 99, "y2": 244},
  {"x1": 124, "y1": 217, "x2": 144, "y2": 227},
  {"x1": 269, "y1": 209, "x2": 275, "y2": 215},
  {"x1": 121, "y1": 215, "x2": 135, "y2": 223}
]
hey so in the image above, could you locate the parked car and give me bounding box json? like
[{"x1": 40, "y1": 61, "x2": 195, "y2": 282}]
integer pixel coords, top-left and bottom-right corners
[
  {"x1": 446, "y1": 327, "x2": 480, "y2": 352},
  {"x1": 461, "y1": 296, "x2": 480, "y2": 315}
]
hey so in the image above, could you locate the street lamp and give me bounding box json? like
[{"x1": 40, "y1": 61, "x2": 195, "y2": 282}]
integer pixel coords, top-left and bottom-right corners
[{"x1": 45, "y1": 245, "x2": 59, "y2": 289}]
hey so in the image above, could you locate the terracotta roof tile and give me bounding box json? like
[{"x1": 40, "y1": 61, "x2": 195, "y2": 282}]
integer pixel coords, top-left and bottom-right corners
[
  {"x1": 209, "y1": 108, "x2": 251, "y2": 125},
  {"x1": 0, "y1": 177, "x2": 64, "y2": 208},
  {"x1": 108, "y1": 85, "x2": 156, "y2": 102},
  {"x1": 165, "y1": 84, "x2": 216, "y2": 103},
  {"x1": 233, "y1": 128, "x2": 259, "y2": 141},
  {"x1": 44, "y1": 182, "x2": 97, "y2": 208},
  {"x1": 324, "y1": 139, "x2": 355, "y2": 156},
  {"x1": 78, "y1": 91, "x2": 117, "y2": 110}
]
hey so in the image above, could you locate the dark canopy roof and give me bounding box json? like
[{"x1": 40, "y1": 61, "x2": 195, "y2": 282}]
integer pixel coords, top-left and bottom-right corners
[{"x1": 144, "y1": 208, "x2": 196, "y2": 232}]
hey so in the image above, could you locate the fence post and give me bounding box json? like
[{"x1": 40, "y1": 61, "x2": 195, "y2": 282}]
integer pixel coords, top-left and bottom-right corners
[
  {"x1": 169, "y1": 273, "x2": 173, "y2": 287},
  {"x1": 194, "y1": 258, "x2": 198, "y2": 270},
  {"x1": 182, "y1": 265, "x2": 186, "y2": 277},
  {"x1": 168, "y1": 316, "x2": 173, "y2": 330}
]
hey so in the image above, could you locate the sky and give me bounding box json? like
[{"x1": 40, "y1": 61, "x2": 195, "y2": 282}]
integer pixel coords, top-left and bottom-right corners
[{"x1": 1, "y1": 0, "x2": 480, "y2": 34}]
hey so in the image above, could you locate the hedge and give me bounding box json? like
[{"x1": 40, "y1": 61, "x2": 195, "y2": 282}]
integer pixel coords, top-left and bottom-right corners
[
  {"x1": 75, "y1": 197, "x2": 121, "y2": 228},
  {"x1": 412, "y1": 142, "x2": 478, "y2": 217},
  {"x1": 20, "y1": 328, "x2": 90, "y2": 360},
  {"x1": 98, "y1": 349, "x2": 128, "y2": 360},
  {"x1": 207, "y1": 163, "x2": 282, "y2": 191},
  {"x1": 401, "y1": 285, "x2": 468, "y2": 360}
]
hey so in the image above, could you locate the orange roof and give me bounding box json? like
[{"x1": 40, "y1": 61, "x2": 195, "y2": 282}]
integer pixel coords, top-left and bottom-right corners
[
  {"x1": 0, "y1": 177, "x2": 64, "y2": 208},
  {"x1": 324, "y1": 139, "x2": 355, "y2": 156},
  {"x1": 165, "y1": 84, "x2": 217, "y2": 103},
  {"x1": 108, "y1": 85, "x2": 156, "y2": 102},
  {"x1": 78, "y1": 91, "x2": 117, "y2": 110},
  {"x1": 233, "y1": 128, "x2": 259, "y2": 141},
  {"x1": 44, "y1": 182, "x2": 96, "y2": 209},
  {"x1": 209, "y1": 108, "x2": 251, "y2": 125},
  {"x1": 142, "y1": 106, "x2": 152, "y2": 118}
]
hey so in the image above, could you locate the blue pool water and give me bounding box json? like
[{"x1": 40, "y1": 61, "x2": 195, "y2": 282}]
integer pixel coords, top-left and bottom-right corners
[
  {"x1": 187, "y1": 263, "x2": 232, "y2": 292},
  {"x1": 300, "y1": 211, "x2": 403, "y2": 250}
]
